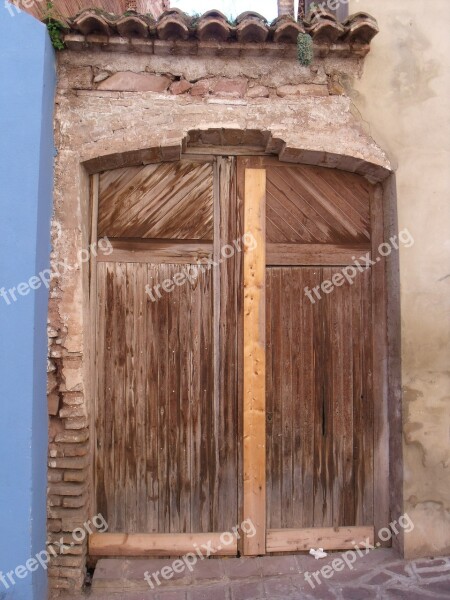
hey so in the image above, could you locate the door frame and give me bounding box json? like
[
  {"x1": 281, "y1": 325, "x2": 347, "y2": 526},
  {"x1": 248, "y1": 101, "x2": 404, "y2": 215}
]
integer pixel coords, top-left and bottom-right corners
[{"x1": 88, "y1": 153, "x2": 390, "y2": 557}]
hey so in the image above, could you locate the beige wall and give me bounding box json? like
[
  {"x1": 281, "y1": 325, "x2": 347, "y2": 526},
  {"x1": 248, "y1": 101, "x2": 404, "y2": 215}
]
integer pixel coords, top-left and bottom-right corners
[{"x1": 350, "y1": 0, "x2": 450, "y2": 557}]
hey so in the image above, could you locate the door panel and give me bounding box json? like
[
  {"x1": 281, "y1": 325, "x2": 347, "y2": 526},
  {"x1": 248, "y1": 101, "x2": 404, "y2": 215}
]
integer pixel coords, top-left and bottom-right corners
[
  {"x1": 95, "y1": 159, "x2": 240, "y2": 542},
  {"x1": 266, "y1": 266, "x2": 374, "y2": 531}
]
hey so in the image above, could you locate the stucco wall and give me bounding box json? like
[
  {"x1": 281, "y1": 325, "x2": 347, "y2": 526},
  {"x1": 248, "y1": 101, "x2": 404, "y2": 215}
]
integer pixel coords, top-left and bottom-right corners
[
  {"x1": 350, "y1": 0, "x2": 450, "y2": 558},
  {"x1": 0, "y1": 9, "x2": 55, "y2": 600}
]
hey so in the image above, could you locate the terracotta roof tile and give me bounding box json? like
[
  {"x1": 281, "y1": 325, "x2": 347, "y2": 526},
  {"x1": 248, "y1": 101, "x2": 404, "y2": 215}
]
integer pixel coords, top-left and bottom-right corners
[{"x1": 61, "y1": 8, "x2": 379, "y2": 56}]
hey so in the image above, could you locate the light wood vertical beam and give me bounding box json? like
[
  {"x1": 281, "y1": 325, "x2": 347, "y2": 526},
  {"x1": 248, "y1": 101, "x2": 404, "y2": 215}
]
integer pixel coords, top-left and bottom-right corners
[{"x1": 243, "y1": 169, "x2": 266, "y2": 555}]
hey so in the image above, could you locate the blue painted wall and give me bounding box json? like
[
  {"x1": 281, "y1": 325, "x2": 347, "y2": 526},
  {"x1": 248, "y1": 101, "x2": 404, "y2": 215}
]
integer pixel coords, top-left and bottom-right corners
[{"x1": 0, "y1": 8, "x2": 55, "y2": 600}]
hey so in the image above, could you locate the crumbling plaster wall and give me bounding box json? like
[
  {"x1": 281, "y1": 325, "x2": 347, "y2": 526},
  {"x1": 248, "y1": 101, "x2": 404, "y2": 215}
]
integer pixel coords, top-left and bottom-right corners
[
  {"x1": 49, "y1": 46, "x2": 392, "y2": 592},
  {"x1": 350, "y1": 0, "x2": 450, "y2": 558}
]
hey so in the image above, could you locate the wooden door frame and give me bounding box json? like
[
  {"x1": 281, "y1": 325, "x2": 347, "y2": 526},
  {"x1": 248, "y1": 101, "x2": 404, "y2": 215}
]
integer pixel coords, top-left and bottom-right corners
[{"x1": 87, "y1": 153, "x2": 393, "y2": 557}]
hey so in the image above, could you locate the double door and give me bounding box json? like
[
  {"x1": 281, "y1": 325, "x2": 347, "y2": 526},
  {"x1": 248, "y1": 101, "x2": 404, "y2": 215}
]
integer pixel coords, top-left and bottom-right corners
[{"x1": 91, "y1": 156, "x2": 386, "y2": 557}]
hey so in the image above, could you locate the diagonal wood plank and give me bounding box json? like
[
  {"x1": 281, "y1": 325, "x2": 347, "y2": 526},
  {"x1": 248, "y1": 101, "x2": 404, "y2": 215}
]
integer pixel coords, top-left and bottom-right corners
[
  {"x1": 98, "y1": 162, "x2": 214, "y2": 240},
  {"x1": 266, "y1": 165, "x2": 371, "y2": 244}
]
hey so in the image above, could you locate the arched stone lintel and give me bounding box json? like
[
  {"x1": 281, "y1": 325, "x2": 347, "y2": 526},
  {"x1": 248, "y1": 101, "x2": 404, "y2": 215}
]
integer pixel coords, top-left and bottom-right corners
[{"x1": 81, "y1": 127, "x2": 392, "y2": 183}]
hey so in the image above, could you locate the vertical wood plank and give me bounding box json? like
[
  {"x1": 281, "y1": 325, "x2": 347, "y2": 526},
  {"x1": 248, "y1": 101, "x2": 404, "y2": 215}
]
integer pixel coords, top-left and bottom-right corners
[
  {"x1": 243, "y1": 168, "x2": 266, "y2": 555},
  {"x1": 300, "y1": 268, "x2": 316, "y2": 528},
  {"x1": 371, "y1": 184, "x2": 389, "y2": 542},
  {"x1": 146, "y1": 264, "x2": 159, "y2": 532},
  {"x1": 215, "y1": 157, "x2": 239, "y2": 532}
]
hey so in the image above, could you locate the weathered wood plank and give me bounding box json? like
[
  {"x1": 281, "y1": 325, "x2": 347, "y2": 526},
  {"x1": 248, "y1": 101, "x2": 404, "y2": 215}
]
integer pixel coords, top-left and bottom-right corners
[
  {"x1": 97, "y1": 239, "x2": 213, "y2": 264},
  {"x1": 214, "y1": 157, "x2": 240, "y2": 531},
  {"x1": 266, "y1": 243, "x2": 371, "y2": 266},
  {"x1": 266, "y1": 526, "x2": 375, "y2": 552},
  {"x1": 243, "y1": 168, "x2": 266, "y2": 555},
  {"x1": 90, "y1": 533, "x2": 237, "y2": 557},
  {"x1": 266, "y1": 165, "x2": 371, "y2": 244},
  {"x1": 98, "y1": 162, "x2": 214, "y2": 240}
]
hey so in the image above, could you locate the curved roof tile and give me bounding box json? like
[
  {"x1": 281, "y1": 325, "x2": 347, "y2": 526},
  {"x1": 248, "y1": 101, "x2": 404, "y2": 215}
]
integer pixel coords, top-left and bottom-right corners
[{"x1": 65, "y1": 7, "x2": 379, "y2": 52}]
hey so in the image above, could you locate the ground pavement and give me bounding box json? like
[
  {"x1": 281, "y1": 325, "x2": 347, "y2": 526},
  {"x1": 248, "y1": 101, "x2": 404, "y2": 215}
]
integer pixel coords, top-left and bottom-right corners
[{"x1": 55, "y1": 550, "x2": 450, "y2": 599}]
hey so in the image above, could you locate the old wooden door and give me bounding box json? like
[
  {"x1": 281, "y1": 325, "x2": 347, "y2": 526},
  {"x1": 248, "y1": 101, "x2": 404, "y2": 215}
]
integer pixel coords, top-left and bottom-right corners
[
  {"x1": 90, "y1": 155, "x2": 388, "y2": 557},
  {"x1": 92, "y1": 158, "x2": 242, "y2": 555},
  {"x1": 238, "y1": 158, "x2": 388, "y2": 554}
]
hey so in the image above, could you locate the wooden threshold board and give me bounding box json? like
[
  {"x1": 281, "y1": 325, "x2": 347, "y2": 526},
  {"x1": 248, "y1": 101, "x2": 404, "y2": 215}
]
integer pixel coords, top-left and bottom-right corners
[
  {"x1": 89, "y1": 533, "x2": 237, "y2": 557},
  {"x1": 266, "y1": 526, "x2": 375, "y2": 552}
]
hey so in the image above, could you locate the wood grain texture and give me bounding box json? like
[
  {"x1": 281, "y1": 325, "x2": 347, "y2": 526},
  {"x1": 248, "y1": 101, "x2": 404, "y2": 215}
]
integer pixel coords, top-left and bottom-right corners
[
  {"x1": 89, "y1": 533, "x2": 237, "y2": 557},
  {"x1": 95, "y1": 261, "x2": 235, "y2": 534},
  {"x1": 98, "y1": 162, "x2": 214, "y2": 240},
  {"x1": 266, "y1": 526, "x2": 374, "y2": 552},
  {"x1": 266, "y1": 164, "x2": 371, "y2": 244},
  {"x1": 266, "y1": 243, "x2": 371, "y2": 266},
  {"x1": 243, "y1": 169, "x2": 266, "y2": 555},
  {"x1": 212, "y1": 157, "x2": 241, "y2": 532},
  {"x1": 97, "y1": 239, "x2": 213, "y2": 264},
  {"x1": 266, "y1": 267, "x2": 374, "y2": 531}
]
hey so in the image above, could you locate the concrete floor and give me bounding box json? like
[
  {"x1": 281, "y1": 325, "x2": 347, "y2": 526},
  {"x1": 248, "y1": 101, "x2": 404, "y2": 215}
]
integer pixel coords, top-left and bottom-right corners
[{"x1": 55, "y1": 551, "x2": 450, "y2": 599}]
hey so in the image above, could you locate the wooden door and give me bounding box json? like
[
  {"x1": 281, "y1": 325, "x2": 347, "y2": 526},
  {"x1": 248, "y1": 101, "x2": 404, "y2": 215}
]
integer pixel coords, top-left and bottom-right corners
[
  {"x1": 239, "y1": 158, "x2": 388, "y2": 553},
  {"x1": 91, "y1": 158, "x2": 242, "y2": 556},
  {"x1": 89, "y1": 155, "x2": 388, "y2": 557}
]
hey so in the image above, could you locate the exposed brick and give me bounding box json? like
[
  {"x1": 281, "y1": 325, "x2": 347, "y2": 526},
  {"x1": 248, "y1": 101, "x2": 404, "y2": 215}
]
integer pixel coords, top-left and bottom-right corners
[
  {"x1": 49, "y1": 532, "x2": 84, "y2": 545},
  {"x1": 59, "y1": 405, "x2": 86, "y2": 418},
  {"x1": 63, "y1": 493, "x2": 88, "y2": 508},
  {"x1": 170, "y1": 79, "x2": 192, "y2": 95},
  {"x1": 49, "y1": 456, "x2": 89, "y2": 470},
  {"x1": 48, "y1": 566, "x2": 84, "y2": 579},
  {"x1": 64, "y1": 417, "x2": 88, "y2": 430},
  {"x1": 48, "y1": 519, "x2": 63, "y2": 533},
  {"x1": 48, "y1": 469, "x2": 64, "y2": 482},
  {"x1": 61, "y1": 442, "x2": 90, "y2": 457},
  {"x1": 48, "y1": 482, "x2": 86, "y2": 497},
  {"x1": 62, "y1": 392, "x2": 84, "y2": 406},
  {"x1": 59, "y1": 542, "x2": 85, "y2": 555},
  {"x1": 55, "y1": 430, "x2": 89, "y2": 443},
  {"x1": 97, "y1": 72, "x2": 171, "y2": 93},
  {"x1": 50, "y1": 555, "x2": 85, "y2": 568},
  {"x1": 63, "y1": 468, "x2": 88, "y2": 482},
  {"x1": 48, "y1": 494, "x2": 63, "y2": 507}
]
